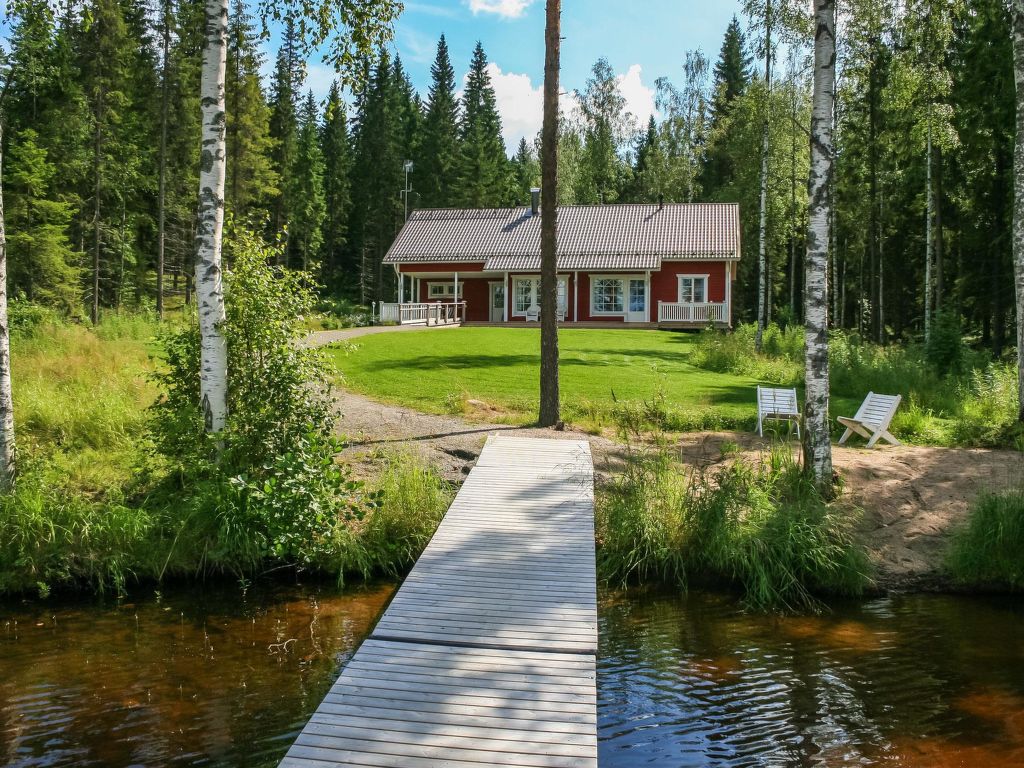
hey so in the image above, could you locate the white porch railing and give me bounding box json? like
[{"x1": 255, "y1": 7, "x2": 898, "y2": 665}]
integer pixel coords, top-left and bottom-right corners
[
  {"x1": 379, "y1": 302, "x2": 466, "y2": 326},
  {"x1": 658, "y1": 301, "x2": 728, "y2": 324}
]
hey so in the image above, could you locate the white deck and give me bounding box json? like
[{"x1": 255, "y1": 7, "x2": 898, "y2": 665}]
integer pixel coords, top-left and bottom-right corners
[{"x1": 279, "y1": 435, "x2": 598, "y2": 768}]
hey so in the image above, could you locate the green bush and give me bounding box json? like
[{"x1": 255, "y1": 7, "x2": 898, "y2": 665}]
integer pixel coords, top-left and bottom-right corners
[
  {"x1": 949, "y1": 490, "x2": 1024, "y2": 590},
  {"x1": 596, "y1": 443, "x2": 870, "y2": 612}
]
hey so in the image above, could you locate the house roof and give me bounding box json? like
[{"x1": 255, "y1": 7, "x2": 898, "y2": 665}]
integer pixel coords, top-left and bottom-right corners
[{"x1": 383, "y1": 203, "x2": 741, "y2": 270}]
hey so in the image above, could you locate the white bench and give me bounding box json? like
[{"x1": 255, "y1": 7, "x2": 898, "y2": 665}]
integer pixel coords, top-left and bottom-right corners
[
  {"x1": 757, "y1": 386, "x2": 801, "y2": 438},
  {"x1": 837, "y1": 392, "x2": 902, "y2": 447}
]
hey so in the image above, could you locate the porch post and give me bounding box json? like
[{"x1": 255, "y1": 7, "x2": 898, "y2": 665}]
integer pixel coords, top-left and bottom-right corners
[
  {"x1": 645, "y1": 270, "x2": 651, "y2": 323},
  {"x1": 454, "y1": 272, "x2": 459, "y2": 322},
  {"x1": 399, "y1": 272, "x2": 405, "y2": 305},
  {"x1": 504, "y1": 272, "x2": 509, "y2": 322},
  {"x1": 726, "y1": 262, "x2": 732, "y2": 327},
  {"x1": 573, "y1": 272, "x2": 579, "y2": 322}
]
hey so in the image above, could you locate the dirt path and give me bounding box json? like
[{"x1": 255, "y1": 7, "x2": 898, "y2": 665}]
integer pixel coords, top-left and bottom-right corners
[{"x1": 315, "y1": 326, "x2": 1022, "y2": 592}]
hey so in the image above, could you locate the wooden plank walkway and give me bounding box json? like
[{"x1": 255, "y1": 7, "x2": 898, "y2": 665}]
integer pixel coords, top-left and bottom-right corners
[{"x1": 279, "y1": 435, "x2": 597, "y2": 768}]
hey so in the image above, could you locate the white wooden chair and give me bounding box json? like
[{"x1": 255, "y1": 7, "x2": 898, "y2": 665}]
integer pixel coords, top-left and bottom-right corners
[
  {"x1": 756, "y1": 386, "x2": 801, "y2": 438},
  {"x1": 837, "y1": 392, "x2": 902, "y2": 447},
  {"x1": 525, "y1": 305, "x2": 540, "y2": 322}
]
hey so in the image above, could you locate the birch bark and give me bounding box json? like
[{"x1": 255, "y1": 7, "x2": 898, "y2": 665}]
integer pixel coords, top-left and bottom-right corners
[
  {"x1": 0, "y1": 121, "x2": 15, "y2": 488},
  {"x1": 1013, "y1": 1, "x2": 1024, "y2": 422},
  {"x1": 196, "y1": 0, "x2": 229, "y2": 433},
  {"x1": 803, "y1": 0, "x2": 836, "y2": 491}
]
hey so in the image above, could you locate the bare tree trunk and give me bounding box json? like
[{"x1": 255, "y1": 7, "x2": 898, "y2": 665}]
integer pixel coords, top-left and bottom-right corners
[
  {"x1": 925, "y1": 105, "x2": 933, "y2": 344},
  {"x1": 538, "y1": 0, "x2": 560, "y2": 427},
  {"x1": 195, "y1": 0, "x2": 229, "y2": 433},
  {"x1": 878, "y1": 185, "x2": 885, "y2": 344},
  {"x1": 789, "y1": 52, "x2": 798, "y2": 319},
  {"x1": 803, "y1": 0, "x2": 836, "y2": 493},
  {"x1": 1013, "y1": 1, "x2": 1024, "y2": 422},
  {"x1": 157, "y1": 0, "x2": 170, "y2": 320},
  {"x1": 755, "y1": 1, "x2": 772, "y2": 351},
  {"x1": 0, "y1": 122, "x2": 15, "y2": 488},
  {"x1": 92, "y1": 88, "x2": 103, "y2": 326}
]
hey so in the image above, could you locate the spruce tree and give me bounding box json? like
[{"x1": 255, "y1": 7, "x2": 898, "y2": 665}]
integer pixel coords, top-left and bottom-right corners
[
  {"x1": 269, "y1": 22, "x2": 302, "y2": 247},
  {"x1": 457, "y1": 42, "x2": 510, "y2": 207},
  {"x1": 4, "y1": 129, "x2": 81, "y2": 312},
  {"x1": 321, "y1": 81, "x2": 353, "y2": 293},
  {"x1": 417, "y1": 35, "x2": 461, "y2": 208},
  {"x1": 291, "y1": 91, "x2": 327, "y2": 275},
  {"x1": 510, "y1": 137, "x2": 541, "y2": 203},
  {"x1": 226, "y1": 5, "x2": 278, "y2": 225},
  {"x1": 702, "y1": 15, "x2": 752, "y2": 197},
  {"x1": 576, "y1": 57, "x2": 631, "y2": 205}
]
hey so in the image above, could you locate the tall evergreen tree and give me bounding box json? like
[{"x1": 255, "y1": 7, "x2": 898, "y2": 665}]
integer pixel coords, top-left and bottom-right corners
[
  {"x1": 417, "y1": 35, "x2": 460, "y2": 208},
  {"x1": 510, "y1": 137, "x2": 541, "y2": 203},
  {"x1": 291, "y1": 90, "x2": 326, "y2": 274},
  {"x1": 321, "y1": 81, "x2": 352, "y2": 292},
  {"x1": 268, "y1": 19, "x2": 303, "y2": 246},
  {"x1": 702, "y1": 16, "x2": 752, "y2": 197},
  {"x1": 457, "y1": 42, "x2": 510, "y2": 207},
  {"x1": 226, "y1": 4, "x2": 277, "y2": 224}
]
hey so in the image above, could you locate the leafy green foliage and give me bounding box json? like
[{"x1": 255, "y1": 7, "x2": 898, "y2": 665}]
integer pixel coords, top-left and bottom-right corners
[
  {"x1": 597, "y1": 441, "x2": 870, "y2": 613},
  {"x1": 949, "y1": 490, "x2": 1024, "y2": 590}
]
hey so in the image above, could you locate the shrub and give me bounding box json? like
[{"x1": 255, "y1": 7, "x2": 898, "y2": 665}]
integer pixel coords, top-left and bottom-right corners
[
  {"x1": 596, "y1": 443, "x2": 870, "y2": 613},
  {"x1": 949, "y1": 490, "x2": 1024, "y2": 590}
]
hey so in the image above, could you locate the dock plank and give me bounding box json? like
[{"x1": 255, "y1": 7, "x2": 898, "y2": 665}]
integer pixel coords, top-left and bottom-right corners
[{"x1": 279, "y1": 436, "x2": 597, "y2": 768}]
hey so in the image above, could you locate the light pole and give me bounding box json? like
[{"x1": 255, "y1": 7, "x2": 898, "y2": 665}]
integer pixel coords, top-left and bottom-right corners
[{"x1": 401, "y1": 160, "x2": 414, "y2": 221}]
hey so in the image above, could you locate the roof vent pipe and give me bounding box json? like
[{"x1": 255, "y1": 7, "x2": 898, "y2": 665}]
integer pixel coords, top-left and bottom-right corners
[
  {"x1": 659, "y1": 194, "x2": 664, "y2": 210},
  {"x1": 530, "y1": 188, "x2": 541, "y2": 217}
]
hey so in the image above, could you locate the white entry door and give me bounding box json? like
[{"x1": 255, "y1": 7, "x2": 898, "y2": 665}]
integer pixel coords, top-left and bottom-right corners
[
  {"x1": 489, "y1": 282, "x2": 506, "y2": 322},
  {"x1": 626, "y1": 279, "x2": 647, "y2": 322}
]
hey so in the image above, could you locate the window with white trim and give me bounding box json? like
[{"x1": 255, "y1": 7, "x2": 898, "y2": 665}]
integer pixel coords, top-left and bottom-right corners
[
  {"x1": 678, "y1": 275, "x2": 708, "y2": 304},
  {"x1": 428, "y1": 282, "x2": 461, "y2": 299},
  {"x1": 592, "y1": 278, "x2": 625, "y2": 314},
  {"x1": 513, "y1": 277, "x2": 567, "y2": 315}
]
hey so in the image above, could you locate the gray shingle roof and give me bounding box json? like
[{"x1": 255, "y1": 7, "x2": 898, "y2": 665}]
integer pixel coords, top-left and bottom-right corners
[{"x1": 383, "y1": 203, "x2": 741, "y2": 269}]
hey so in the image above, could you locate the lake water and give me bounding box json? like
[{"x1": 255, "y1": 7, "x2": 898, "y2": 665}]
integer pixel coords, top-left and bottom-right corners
[{"x1": 2, "y1": 582, "x2": 1023, "y2": 767}]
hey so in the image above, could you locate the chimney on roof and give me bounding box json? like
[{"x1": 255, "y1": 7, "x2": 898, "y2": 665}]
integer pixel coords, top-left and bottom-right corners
[
  {"x1": 530, "y1": 188, "x2": 541, "y2": 217},
  {"x1": 659, "y1": 194, "x2": 664, "y2": 210}
]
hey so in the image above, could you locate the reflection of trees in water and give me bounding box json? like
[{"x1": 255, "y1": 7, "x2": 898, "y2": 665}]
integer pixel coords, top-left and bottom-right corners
[
  {"x1": 0, "y1": 582, "x2": 394, "y2": 766},
  {"x1": 598, "y1": 588, "x2": 1024, "y2": 766}
]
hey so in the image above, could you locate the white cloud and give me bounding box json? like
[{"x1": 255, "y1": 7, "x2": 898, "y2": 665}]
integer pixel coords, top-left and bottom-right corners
[
  {"x1": 480, "y1": 62, "x2": 657, "y2": 153},
  {"x1": 466, "y1": 0, "x2": 535, "y2": 19},
  {"x1": 615, "y1": 64, "x2": 657, "y2": 131}
]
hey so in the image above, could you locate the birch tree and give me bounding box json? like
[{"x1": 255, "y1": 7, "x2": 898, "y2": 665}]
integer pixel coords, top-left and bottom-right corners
[
  {"x1": 194, "y1": 0, "x2": 399, "y2": 434},
  {"x1": 538, "y1": 0, "x2": 560, "y2": 427},
  {"x1": 1013, "y1": 0, "x2": 1024, "y2": 422},
  {"x1": 0, "y1": 120, "x2": 14, "y2": 488},
  {"x1": 804, "y1": 0, "x2": 836, "y2": 492}
]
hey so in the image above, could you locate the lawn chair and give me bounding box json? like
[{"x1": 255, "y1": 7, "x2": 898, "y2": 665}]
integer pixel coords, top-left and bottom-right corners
[
  {"x1": 525, "y1": 305, "x2": 540, "y2": 322},
  {"x1": 756, "y1": 385, "x2": 801, "y2": 438},
  {"x1": 837, "y1": 392, "x2": 902, "y2": 447}
]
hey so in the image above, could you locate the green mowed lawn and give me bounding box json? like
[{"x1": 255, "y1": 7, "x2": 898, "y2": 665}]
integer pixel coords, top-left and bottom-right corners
[{"x1": 328, "y1": 327, "x2": 803, "y2": 430}]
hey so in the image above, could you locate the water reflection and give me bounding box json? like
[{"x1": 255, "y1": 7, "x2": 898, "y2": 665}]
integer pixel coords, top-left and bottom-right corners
[
  {"x1": 0, "y1": 581, "x2": 393, "y2": 767},
  {"x1": 598, "y1": 588, "x2": 1024, "y2": 767}
]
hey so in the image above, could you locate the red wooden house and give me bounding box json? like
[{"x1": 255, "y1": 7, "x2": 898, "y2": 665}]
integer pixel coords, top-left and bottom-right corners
[{"x1": 381, "y1": 196, "x2": 741, "y2": 328}]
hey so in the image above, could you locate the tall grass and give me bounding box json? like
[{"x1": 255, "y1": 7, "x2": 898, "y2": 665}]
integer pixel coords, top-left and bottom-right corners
[
  {"x1": 597, "y1": 442, "x2": 870, "y2": 612},
  {"x1": 0, "y1": 306, "x2": 454, "y2": 596},
  {"x1": 949, "y1": 490, "x2": 1024, "y2": 590},
  {"x1": 693, "y1": 322, "x2": 1021, "y2": 448}
]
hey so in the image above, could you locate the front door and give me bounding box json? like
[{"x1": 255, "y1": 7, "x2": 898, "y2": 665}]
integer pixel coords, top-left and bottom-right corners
[
  {"x1": 626, "y1": 278, "x2": 647, "y2": 322},
  {"x1": 490, "y1": 282, "x2": 506, "y2": 322}
]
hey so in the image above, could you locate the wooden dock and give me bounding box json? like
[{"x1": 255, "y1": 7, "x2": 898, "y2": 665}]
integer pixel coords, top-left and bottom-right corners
[{"x1": 279, "y1": 435, "x2": 598, "y2": 768}]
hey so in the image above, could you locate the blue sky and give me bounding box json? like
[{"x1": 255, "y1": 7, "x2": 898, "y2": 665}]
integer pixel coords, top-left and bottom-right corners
[{"x1": 300, "y1": 0, "x2": 744, "y2": 149}]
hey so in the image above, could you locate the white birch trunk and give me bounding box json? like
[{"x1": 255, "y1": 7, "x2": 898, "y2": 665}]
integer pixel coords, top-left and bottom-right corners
[
  {"x1": 0, "y1": 122, "x2": 15, "y2": 487},
  {"x1": 195, "y1": 0, "x2": 229, "y2": 433},
  {"x1": 803, "y1": 0, "x2": 836, "y2": 491},
  {"x1": 755, "y1": 3, "x2": 772, "y2": 352},
  {"x1": 1013, "y1": 1, "x2": 1024, "y2": 423}
]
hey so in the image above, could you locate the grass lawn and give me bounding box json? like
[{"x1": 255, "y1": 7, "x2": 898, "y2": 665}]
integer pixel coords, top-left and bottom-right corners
[{"x1": 327, "y1": 327, "x2": 819, "y2": 432}]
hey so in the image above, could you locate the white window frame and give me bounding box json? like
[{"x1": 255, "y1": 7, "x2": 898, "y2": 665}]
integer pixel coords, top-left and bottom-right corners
[
  {"x1": 427, "y1": 281, "x2": 461, "y2": 299},
  {"x1": 590, "y1": 275, "x2": 644, "y2": 316},
  {"x1": 512, "y1": 276, "x2": 568, "y2": 317},
  {"x1": 677, "y1": 274, "x2": 710, "y2": 304}
]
